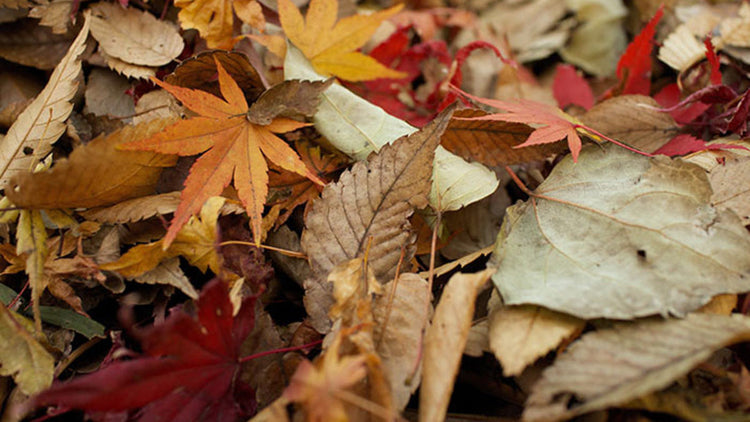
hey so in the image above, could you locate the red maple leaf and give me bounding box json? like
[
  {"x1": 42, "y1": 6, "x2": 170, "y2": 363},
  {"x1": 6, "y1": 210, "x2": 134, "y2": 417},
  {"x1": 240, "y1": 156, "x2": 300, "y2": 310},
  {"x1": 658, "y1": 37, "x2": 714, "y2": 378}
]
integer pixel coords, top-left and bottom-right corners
[
  {"x1": 614, "y1": 5, "x2": 663, "y2": 95},
  {"x1": 552, "y1": 64, "x2": 594, "y2": 110},
  {"x1": 33, "y1": 280, "x2": 257, "y2": 422}
]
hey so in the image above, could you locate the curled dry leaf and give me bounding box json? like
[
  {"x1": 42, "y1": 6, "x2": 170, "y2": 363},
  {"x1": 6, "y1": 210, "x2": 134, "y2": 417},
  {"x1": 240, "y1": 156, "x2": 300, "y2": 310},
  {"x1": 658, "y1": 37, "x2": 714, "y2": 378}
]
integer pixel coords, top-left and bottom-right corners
[
  {"x1": 488, "y1": 304, "x2": 584, "y2": 377},
  {"x1": 88, "y1": 2, "x2": 184, "y2": 67},
  {"x1": 492, "y1": 144, "x2": 750, "y2": 319},
  {"x1": 0, "y1": 305, "x2": 54, "y2": 395},
  {"x1": 419, "y1": 268, "x2": 494, "y2": 422},
  {"x1": 0, "y1": 16, "x2": 89, "y2": 188},
  {"x1": 524, "y1": 313, "x2": 750, "y2": 422},
  {"x1": 7, "y1": 118, "x2": 178, "y2": 209},
  {"x1": 580, "y1": 95, "x2": 679, "y2": 153},
  {"x1": 165, "y1": 50, "x2": 265, "y2": 101}
]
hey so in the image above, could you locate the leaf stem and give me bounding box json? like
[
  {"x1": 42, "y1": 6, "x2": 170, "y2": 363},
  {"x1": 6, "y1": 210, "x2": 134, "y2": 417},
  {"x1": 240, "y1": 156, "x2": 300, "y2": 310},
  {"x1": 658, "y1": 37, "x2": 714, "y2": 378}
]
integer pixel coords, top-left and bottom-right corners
[
  {"x1": 238, "y1": 339, "x2": 322, "y2": 363},
  {"x1": 218, "y1": 240, "x2": 307, "y2": 259}
]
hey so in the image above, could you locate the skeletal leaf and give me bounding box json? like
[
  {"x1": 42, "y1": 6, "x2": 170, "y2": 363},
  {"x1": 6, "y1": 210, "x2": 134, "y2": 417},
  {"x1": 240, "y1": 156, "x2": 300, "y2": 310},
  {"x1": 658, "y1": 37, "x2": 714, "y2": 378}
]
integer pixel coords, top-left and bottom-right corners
[
  {"x1": 492, "y1": 144, "x2": 750, "y2": 319},
  {"x1": 524, "y1": 313, "x2": 750, "y2": 421},
  {"x1": 0, "y1": 305, "x2": 54, "y2": 395},
  {"x1": 0, "y1": 16, "x2": 89, "y2": 187}
]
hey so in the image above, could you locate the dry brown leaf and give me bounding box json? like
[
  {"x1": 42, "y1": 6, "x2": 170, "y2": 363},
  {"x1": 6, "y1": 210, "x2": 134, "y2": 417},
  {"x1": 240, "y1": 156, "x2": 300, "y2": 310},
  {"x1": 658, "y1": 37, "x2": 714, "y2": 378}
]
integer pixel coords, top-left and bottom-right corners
[
  {"x1": 97, "y1": 49, "x2": 156, "y2": 80},
  {"x1": 0, "y1": 18, "x2": 74, "y2": 69},
  {"x1": 686, "y1": 152, "x2": 750, "y2": 225},
  {"x1": 7, "y1": 118, "x2": 178, "y2": 209},
  {"x1": 419, "y1": 268, "x2": 494, "y2": 422},
  {"x1": 88, "y1": 2, "x2": 183, "y2": 67},
  {"x1": 580, "y1": 95, "x2": 679, "y2": 153},
  {"x1": 84, "y1": 68, "x2": 135, "y2": 119},
  {"x1": 488, "y1": 304, "x2": 584, "y2": 377},
  {"x1": 29, "y1": 0, "x2": 73, "y2": 34},
  {"x1": 302, "y1": 107, "x2": 452, "y2": 283},
  {"x1": 133, "y1": 257, "x2": 198, "y2": 299},
  {"x1": 373, "y1": 273, "x2": 430, "y2": 411},
  {"x1": 247, "y1": 79, "x2": 334, "y2": 125},
  {"x1": 524, "y1": 313, "x2": 750, "y2": 422},
  {"x1": 0, "y1": 70, "x2": 42, "y2": 128},
  {"x1": 0, "y1": 16, "x2": 89, "y2": 188},
  {"x1": 239, "y1": 302, "x2": 286, "y2": 407},
  {"x1": 132, "y1": 89, "x2": 184, "y2": 125}
]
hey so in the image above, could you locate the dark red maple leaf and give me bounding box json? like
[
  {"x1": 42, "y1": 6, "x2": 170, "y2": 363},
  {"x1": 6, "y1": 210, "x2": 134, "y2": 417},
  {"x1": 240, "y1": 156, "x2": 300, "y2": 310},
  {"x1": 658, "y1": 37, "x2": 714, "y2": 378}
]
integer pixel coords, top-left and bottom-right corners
[
  {"x1": 613, "y1": 5, "x2": 663, "y2": 96},
  {"x1": 33, "y1": 280, "x2": 257, "y2": 422}
]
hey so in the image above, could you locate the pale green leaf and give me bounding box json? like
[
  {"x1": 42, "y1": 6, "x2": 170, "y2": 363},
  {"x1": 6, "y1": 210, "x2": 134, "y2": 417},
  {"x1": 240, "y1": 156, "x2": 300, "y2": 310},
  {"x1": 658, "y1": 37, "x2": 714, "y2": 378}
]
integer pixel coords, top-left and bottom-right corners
[
  {"x1": 430, "y1": 146, "x2": 499, "y2": 212},
  {"x1": 492, "y1": 144, "x2": 750, "y2": 319}
]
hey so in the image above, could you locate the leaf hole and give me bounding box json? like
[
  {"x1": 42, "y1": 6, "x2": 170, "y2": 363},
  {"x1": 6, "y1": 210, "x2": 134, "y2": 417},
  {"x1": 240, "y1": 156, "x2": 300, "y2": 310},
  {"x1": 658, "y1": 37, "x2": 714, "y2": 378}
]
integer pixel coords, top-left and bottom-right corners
[
  {"x1": 637, "y1": 249, "x2": 647, "y2": 259},
  {"x1": 22, "y1": 147, "x2": 33, "y2": 155}
]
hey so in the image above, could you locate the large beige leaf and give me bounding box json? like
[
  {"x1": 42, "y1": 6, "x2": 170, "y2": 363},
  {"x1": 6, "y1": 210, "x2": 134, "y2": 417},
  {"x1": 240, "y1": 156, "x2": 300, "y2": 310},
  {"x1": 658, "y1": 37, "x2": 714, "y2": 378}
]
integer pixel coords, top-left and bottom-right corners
[
  {"x1": 302, "y1": 109, "x2": 451, "y2": 283},
  {"x1": 524, "y1": 313, "x2": 750, "y2": 422},
  {"x1": 419, "y1": 269, "x2": 494, "y2": 422},
  {"x1": 492, "y1": 144, "x2": 750, "y2": 319},
  {"x1": 0, "y1": 16, "x2": 89, "y2": 187},
  {"x1": 7, "y1": 118, "x2": 177, "y2": 209},
  {"x1": 489, "y1": 304, "x2": 584, "y2": 377},
  {"x1": 373, "y1": 273, "x2": 430, "y2": 411},
  {"x1": 580, "y1": 95, "x2": 679, "y2": 153},
  {"x1": 0, "y1": 305, "x2": 54, "y2": 395},
  {"x1": 88, "y1": 2, "x2": 183, "y2": 67}
]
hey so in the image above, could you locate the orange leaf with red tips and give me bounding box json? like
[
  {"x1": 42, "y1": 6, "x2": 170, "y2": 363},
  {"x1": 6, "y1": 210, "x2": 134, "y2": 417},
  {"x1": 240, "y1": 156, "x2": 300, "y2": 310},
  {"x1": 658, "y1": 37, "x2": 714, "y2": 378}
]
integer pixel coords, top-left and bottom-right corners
[{"x1": 121, "y1": 60, "x2": 326, "y2": 247}]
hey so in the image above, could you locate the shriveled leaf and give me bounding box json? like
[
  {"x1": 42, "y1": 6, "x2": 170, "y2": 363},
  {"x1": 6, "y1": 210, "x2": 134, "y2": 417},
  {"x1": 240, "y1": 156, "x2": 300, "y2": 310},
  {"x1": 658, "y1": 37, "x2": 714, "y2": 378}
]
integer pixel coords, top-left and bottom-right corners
[
  {"x1": 302, "y1": 108, "x2": 451, "y2": 283},
  {"x1": 165, "y1": 50, "x2": 264, "y2": 101},
  {"x1": 373, "y1": 273, "x2": 430, "y2": 411},
  {"x1": 247, "y1": 79, "x2": 333, "y2": 126},
  {"x1": 524, "y1": 313, "x2": 750, "y2": 421},
  {"x1": 0, "y1": 305, "x2": 54, "y2": 395},
  {"x1": 0, "y1": 16, "x2": 89, "y2": 187},
  {"x1": 88, "y1": 2, "x2": 183, "y2": 67},
  {"x1": 17, "y1": 210, "x2": 48, "y2": 328},
  {"x1": 429, "y1": 146, "x2": 499, "y2": 212},
  {"x1": 8, "y1": 119, "x2": 178, "y2": 208},
  {"x1": 492, "y1": 144, "x2": 750, "y2": 319},
  {"x1": 419, "y1": 269, "x2": 493, "y2": 422},
  {"x1": 581, "y1": 95, "x2": 679, "y2": 153},
  {"x1": 0, "y1": 19, "x2": 73, "y2": 69},
  {"x1": 278, "y1": 0, "x2": 405, "y2": 81},
  {"x1": 488, "y1": 304, "x2": 584, "y2": 377}
]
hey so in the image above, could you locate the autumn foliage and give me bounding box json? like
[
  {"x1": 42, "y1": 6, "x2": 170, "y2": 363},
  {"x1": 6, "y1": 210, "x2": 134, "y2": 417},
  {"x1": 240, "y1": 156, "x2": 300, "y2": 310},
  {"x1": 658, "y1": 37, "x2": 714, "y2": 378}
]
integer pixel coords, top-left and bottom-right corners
[{"x1": 3, "y1": 0, "x2": 750, "y2": 422}]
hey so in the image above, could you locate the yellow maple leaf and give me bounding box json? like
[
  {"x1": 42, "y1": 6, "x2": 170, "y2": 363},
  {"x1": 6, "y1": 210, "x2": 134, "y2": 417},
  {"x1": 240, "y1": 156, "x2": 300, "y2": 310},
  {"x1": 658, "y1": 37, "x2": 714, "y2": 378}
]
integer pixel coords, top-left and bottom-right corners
[
  {"x1": 278, "y1": 0, "x2": 407, "y2": 81},
  {"x1": 175, "y1": 0, "x2": 265, "y2": 48}
]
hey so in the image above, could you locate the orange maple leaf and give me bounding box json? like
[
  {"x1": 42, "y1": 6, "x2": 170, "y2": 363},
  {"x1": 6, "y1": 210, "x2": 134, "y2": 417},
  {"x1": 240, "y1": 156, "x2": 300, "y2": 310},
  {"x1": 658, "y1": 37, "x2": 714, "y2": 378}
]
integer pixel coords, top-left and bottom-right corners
[
  {"x1": 121, "y1": 61, "x2": 324, "y2": 248},
  {"x1": 278, "y1": 0, "x2": 407, "y2": 81},
  {"x1": 453, "y1": 87, "x2": 648, "y2": 162}
]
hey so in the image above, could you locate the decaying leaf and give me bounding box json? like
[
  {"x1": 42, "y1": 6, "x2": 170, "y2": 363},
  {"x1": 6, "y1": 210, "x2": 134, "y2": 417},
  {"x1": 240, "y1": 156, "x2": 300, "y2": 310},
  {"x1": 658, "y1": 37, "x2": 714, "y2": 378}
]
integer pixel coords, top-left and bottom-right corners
[
  {"x1": 8, "y1": 118, "x2": 178, "y2": 209},
  {"x1": 278, "y1": 0, "x2": 405, "y2": 81},
  {"x1": 488, "y1": 304, "x2": 584, "y2": 377},
  {"x1": 301, "y1": 107, "x2": 451, "y2": 283},
  {"x1": 0, "y1": 18, "x2": 74, "y2": 69},
  {"x1": 581, "y1": 95, "x2": 679, "y2": 153},
  {"x1": 419, "y1": 268, "x2": 493, "y2": 422},
  {"x1": 0, "y1": 16, "x2": 89, "y2": 187},
  {"x1": 0, "y1": 304, "x2": 54, "y2": 395},
  {"x1": 492, "y1": 144, "x2": 750, "y2": 319},
  {"x1": 524, "y1": 313, "x2": 750, "y2": 421}
]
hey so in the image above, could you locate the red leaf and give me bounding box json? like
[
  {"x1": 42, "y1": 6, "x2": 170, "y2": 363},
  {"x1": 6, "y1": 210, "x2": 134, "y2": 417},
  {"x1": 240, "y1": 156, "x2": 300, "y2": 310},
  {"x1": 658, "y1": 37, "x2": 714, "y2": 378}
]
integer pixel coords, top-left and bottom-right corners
[
  {"x1": 704, "y1": 36, "x2": 722, "y2": 85},
  {"x1": 616, "y1": 5, "x2": 663, "y2": 95},
  {"x1": 34, "y1": 280, "x2": 257, "y2": 421},
  {"x1": 653, "y1": 83, "x2": 711, "y2": 124},
  {"x1": 553, "y1": 64, "x2": 594, "y2": 110},
  {"x1": 655, "y1": 134, "x2": 747, "y2": 156},
  {"x1": 727, "y1": 89, "x2": 750, "y2": 136}
]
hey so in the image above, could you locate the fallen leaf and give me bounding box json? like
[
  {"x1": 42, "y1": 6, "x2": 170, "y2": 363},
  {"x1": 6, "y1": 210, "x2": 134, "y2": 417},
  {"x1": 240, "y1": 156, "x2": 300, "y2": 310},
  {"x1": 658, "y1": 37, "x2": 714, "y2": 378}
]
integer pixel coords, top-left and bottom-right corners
[
  {"x1": 613, "y1": 6, "x2": 663, "y2": 95},
  {"x1": 278, "y1": 0, "x2": 405, "y2": 81},
  {"x1": 0, "y1": 304, "x2": 54, "y2": 395},
  {"x1": 559, "y1": 0, "x2": 627, "y2": 76},
  {"x1": 492, "y1": 144, "x2": 750, "y2": 319},
  {"x1": 524, "y1": 313, "x2": 750, "y2": 421},
  {"x1": 16, "y1": 210, "x2": 48, "y2": 328},
  {"x1": 28, "y1": 0, "x2": 72, "y2": 34},
  {"x1": 301, "y1": 107, "x2": 452, "y2": 283},
  {"x1": 174, "y1": 0, "x2": 263, "y2": 48},
  {"x1": 0, "y1": 18, "x2": 74, "y2": 69},
  {"x1": 88, "y1": 2, "x2": 183, "y2": 67},
  {"x1": 419, "y1": 268, "x2": 493, "y2": 422},
  {"x1": 488, "y1": 304, "x2": 584, "y2": 377},
  {"x1": 33, "y1": 279, "x2": 258, "y2": 421},
  {"x1": 120, "y1": 60, "x2": 324, "y2": 247},
  {"x1": 580, "y1": 95, "x2": 679, "y2": 153},
  {"x1": 97, "y1": 49, "x2": 156, "y2": 80},
  {"x1": 0, "y1": 16, "x2": 89, "y2": 187},
  {"x1": 552, "y1": 64, "x2": 594, "y2": 110},
  {"x1": 7, "y1": 118, "x2": 178, "y2": 209},
  {"x1": 684, "y1": 148, "x2": 750, "y2": 225},
  {"x1": 134, "y1": 257, "x2": 198, "y2": 299},
  {"x1": 429, "y1": 145, "x2": 499, "y2": 212},
  {"x1": 84, "y1": 68, "x2": 135, "y2": 119}
]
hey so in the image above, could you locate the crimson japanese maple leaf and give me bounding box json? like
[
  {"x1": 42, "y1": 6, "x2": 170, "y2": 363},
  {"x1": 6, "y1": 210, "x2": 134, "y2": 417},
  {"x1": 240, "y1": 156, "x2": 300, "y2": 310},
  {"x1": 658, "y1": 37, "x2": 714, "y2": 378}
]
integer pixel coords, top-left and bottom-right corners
[
  {"x1": 33, "y1": 279, "x2": 257, "y2": 421},
  {"x1": 120, "y1": 60, "x2": 324, "y2": 247}
]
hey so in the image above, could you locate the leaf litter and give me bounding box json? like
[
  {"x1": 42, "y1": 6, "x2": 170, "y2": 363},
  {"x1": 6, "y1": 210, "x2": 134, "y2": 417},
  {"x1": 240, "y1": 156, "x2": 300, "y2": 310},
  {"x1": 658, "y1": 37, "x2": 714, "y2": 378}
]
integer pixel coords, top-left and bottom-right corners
[{"x1": 2, "y1": 1, "x2": 750, "y2": 421}]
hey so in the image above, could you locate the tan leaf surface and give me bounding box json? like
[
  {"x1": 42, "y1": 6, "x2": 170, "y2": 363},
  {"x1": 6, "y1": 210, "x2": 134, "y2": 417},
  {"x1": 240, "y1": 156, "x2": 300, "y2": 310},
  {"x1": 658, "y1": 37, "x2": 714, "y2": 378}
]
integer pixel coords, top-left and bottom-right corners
[
  {"x1": 98, "y1": 49, "x2": 156, "y2": 80},
  {"x1": 0, "y1": 16, "x2": 89, "y2": 188},
  {"x1": 7, "y1": 118, "x2": 178, "y2": 209},
  {"x1": 16, "y1": 209, "x2": 48, "y2": 328},
  {"x1": 580, "y1": 95, "x2": 679, "y2": 153},
  {"x1": 302, "y1": 108, "x2": 452, "y2": 283},
  {"x1": 524, "y1": 313, "x2": 750, "y2": 422},
  {"x1": 693, "y1": 153, "x2": 750, "y2": 225},
  {"x1": 134, "y1": 257, "x2": 198, "y2": 299},
  {"x1": 88, "y1": 2, "x2": 183, "y2": 67},
  {"x1": 80, "y1": 192, "x2": 183, "y2": 223},
  {"x1": 0, "y1": 305, "x2": 54, "y2": 395},
  {"x1": 373, "y1": 273, "x2": 430, "y2": 411},
  {"x1": 29, "y1": 0, "x2": 73, "y2": 34},
  {"x1": 488, "y1": 304, "x2": 584, "y2": 377},
  {"x1": 0, "y1": 18, "x2": 73, "y2": 69},
  {"x1": 84, "y1": 68, "x2": 135, "y2": 119},
  {"x1": 419, "y1": 268, "x2": 494, "y2": 422}
]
